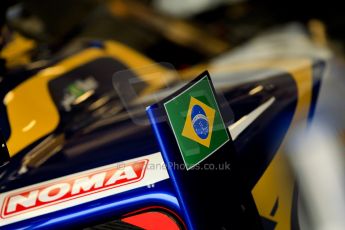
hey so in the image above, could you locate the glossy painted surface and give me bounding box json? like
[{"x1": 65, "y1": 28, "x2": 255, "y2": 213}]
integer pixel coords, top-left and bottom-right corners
[{"x1": 0, "y1": 40, "x2": 324, "y2": 229}]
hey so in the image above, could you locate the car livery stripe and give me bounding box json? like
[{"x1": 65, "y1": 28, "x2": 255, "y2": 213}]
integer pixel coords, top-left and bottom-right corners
[{"x1": 0, "y1": 152, "x2": 169, "y2": 227}]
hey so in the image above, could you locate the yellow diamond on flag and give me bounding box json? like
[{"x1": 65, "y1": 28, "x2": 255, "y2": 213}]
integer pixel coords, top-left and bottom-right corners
[{"x1": 182, "y1": 97, "x2": 215, "y2": 148}]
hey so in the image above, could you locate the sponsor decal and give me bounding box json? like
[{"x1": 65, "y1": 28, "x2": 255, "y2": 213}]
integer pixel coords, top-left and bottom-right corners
[
  {"x1": 2, "y1": 160, "x2": 147, "y2": 217},
  {"x1": 164, "y1": 75, "x2": 229, "y2": 170},
  {"x1": 61, "y1": 76, "x2": 98, "y2": 111},
  {"x1": 0, "y1": 153, "x2": 169, "y2": 226}
]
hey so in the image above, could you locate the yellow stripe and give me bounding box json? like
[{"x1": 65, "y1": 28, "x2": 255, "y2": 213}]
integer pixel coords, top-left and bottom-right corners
[
  {"x1": 5, "y1": 48, "x2": 104, "y2": 156},
  {"x1": 251, "y1": 60, "x2": 312, "y2": 230}
]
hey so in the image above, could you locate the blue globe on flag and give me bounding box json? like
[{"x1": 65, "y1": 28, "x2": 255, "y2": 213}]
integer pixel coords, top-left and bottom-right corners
[{"x1": 191, "y1": 105, "x2": 209, "y2": 139}]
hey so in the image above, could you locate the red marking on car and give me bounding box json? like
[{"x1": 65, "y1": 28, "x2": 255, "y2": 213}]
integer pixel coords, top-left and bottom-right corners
[
  {"x1": 123, "y1": 211, "x2": 180, "y2": 230},
  {"x1": 1, "y1": 159, "x2": 148, "y2": 218}
]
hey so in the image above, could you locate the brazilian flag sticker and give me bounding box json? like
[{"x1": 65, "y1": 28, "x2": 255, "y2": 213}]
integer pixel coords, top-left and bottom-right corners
[{"x1": 164, "y1": 75, "x2": 229, "y2": 170}]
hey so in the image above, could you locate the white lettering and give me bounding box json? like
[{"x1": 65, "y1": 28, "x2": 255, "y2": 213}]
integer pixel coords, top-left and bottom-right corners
[
  {"x1": 105, "y1": 166, "x2": 137, "y2": 186},
  {"x1": 71, "y1": 172, "x2": 106, "y2": 195},
  {"x1": 38, "y1": 183, "x2": 70, "y2": 202},
  {"x1": 7, "y1": 191, "x2": 38, "y2": 213}
]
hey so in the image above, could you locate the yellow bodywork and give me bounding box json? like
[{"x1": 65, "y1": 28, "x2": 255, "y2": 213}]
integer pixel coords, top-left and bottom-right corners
[
  {"x1": 4, "y1": 41, "x2": 172, "y2": 157},
  {"x1": 0, "y1": 33, "x2": 35, "y2": 68}
]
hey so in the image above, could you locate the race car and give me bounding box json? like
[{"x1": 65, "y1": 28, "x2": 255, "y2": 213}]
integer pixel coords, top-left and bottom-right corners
[{"x1": 0, "y1": 1, "x2": 342, "y2": 229}]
